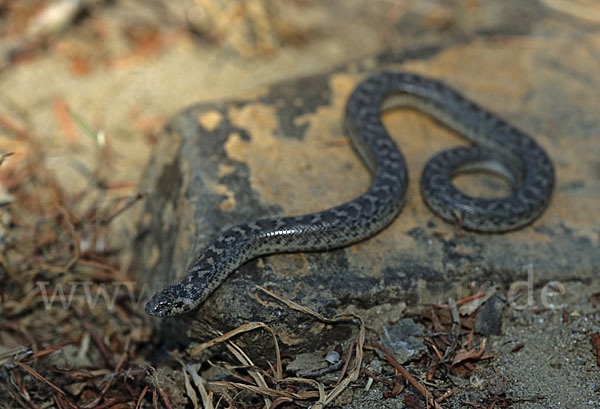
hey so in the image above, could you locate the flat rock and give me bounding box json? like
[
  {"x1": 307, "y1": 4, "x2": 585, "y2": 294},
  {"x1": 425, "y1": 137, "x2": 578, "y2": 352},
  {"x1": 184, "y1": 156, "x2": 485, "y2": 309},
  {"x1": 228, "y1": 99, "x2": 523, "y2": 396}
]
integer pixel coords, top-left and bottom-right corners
[
  {"x1": 133, "y1": 39, "x2": 600, "y2": 358},
  {"x1": 382, "y1": 319, "x2": 427, "y2": 364}
]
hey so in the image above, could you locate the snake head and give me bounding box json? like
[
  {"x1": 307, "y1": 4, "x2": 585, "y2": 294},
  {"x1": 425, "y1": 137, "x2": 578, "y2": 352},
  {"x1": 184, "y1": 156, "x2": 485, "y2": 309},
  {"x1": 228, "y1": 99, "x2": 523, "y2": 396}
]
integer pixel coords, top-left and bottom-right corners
[{"x1": 145, "y1": 284, "x2": 196, "y2": 317}]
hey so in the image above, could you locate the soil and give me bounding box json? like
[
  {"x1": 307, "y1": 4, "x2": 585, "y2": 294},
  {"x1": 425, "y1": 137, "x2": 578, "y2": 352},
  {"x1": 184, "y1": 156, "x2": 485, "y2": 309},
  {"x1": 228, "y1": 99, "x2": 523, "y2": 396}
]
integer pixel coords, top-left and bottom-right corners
[{"x1": 0, "y1": 1, "x2": 599, "y2": 408}]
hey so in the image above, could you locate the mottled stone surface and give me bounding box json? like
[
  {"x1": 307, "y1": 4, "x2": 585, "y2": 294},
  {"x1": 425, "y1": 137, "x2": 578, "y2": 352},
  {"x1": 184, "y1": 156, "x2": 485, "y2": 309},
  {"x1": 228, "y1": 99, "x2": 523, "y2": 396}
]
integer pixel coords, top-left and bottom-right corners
[{"x1": 134, "y1": 37, "x2": 600, "y2": 357}]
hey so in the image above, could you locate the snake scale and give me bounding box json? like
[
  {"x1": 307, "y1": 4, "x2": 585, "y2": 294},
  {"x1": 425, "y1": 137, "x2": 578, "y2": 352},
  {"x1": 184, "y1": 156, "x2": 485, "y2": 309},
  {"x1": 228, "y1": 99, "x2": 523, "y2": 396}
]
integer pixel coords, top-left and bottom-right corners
[{"x1": 145, "y1": 72, "x2": 554, "y2": 317}]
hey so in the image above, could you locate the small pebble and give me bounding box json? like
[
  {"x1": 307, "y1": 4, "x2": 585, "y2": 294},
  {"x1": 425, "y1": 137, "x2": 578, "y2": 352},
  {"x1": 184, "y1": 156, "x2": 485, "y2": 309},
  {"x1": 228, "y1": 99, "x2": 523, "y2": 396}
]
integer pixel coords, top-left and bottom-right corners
[{"x1": 325, "y1": 350, "x2": 340, "y2": 364}]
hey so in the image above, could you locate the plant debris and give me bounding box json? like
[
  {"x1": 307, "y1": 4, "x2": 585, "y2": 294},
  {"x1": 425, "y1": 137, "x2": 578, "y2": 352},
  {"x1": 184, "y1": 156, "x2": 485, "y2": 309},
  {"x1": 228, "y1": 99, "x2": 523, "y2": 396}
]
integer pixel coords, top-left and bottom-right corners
[
  {"x1": 591, "y1": 332, "x2": 600, "y2": 367},
  {"x1": 0, "y1": 94, "x2": 152, "y2": 407}
]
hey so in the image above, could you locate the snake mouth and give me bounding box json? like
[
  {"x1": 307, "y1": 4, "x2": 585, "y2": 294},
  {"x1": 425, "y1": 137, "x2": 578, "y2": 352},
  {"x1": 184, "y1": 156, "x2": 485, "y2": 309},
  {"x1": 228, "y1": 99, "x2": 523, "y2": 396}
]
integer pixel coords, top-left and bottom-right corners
[
  {"x1": 145, "y1": 287, "x2": 191, "y2": 317},
  {"x1": 144, "y1": 295, "x2": 169, "y2": 317}
]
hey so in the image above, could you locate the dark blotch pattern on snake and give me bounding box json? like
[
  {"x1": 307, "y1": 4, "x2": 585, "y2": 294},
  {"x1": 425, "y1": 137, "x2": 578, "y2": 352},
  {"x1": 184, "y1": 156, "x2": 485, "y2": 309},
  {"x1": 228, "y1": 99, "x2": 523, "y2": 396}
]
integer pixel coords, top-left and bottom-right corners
[{"x1": 145, "y1": 72, "x2": 554, "y2": 317}]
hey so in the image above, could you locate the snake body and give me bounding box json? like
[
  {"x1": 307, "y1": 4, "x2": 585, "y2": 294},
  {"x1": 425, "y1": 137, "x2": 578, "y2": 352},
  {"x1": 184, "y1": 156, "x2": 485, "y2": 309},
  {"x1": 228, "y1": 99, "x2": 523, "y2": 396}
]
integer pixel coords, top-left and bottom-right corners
[{"x1": 145, "y1": 72, "x2": 554, "y2": 317}]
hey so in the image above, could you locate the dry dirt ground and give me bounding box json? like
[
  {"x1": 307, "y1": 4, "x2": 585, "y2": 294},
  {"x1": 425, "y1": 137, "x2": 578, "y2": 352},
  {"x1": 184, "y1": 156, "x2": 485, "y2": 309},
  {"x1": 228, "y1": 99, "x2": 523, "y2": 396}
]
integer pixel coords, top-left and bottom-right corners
[{"x1": 0, "y1": 1, "x2": 599, "y2": 408}]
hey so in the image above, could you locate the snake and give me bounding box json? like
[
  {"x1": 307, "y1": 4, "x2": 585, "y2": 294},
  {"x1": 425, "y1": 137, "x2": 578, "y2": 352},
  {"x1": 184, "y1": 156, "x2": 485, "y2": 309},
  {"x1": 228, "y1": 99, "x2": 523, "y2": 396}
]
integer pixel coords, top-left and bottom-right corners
[{"x1": 145, "y1": 72, "x2": 554, "y2": 317}]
